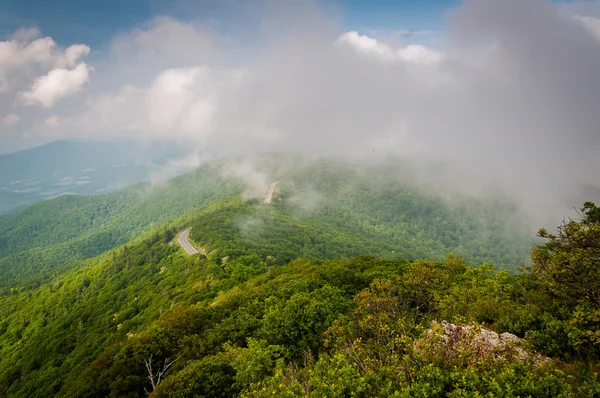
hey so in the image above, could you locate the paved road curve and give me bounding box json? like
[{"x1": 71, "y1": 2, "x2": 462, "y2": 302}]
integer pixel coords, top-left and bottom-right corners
[
  {"x1": 177, "y1": 228, "x2": 203, "y2": 255},
  {"x1": 178, "y1": 181, "x2": 278, "y2": 255},
  {"x1": 263, "y1": 181, "x2": 279, "y2": 204}
]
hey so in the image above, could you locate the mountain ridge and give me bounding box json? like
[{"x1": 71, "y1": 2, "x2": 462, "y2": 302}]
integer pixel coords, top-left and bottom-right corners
[{"x1": 0, "y1": 139, "x2": 189, "y2": 214}]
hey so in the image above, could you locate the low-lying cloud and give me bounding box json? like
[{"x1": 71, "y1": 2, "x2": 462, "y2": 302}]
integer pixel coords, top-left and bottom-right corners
[{"x1": 2, "y1": 0, "x2": 600, "y2": 228}]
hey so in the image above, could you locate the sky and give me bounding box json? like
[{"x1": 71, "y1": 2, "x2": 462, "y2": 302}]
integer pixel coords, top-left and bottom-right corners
[
  {"x1": 1, "y1": 0, "x2": 600, "y2": 226},
  {"x1": 0, "y1": 0, "x2": 455, "y2": 47},
  {"x1": 0, "y1": 0, "x2": 459, "y2": 153}
]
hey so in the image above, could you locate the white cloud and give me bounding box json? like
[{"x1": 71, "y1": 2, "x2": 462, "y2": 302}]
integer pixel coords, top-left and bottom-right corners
[
  {"x1": 1, "y1": 113, "x2": 20, "y2": 126},
  {"x1": 0, "y1": 77, "x2": 8, "y2": 93},
  {"x1": 20, "y1": 63, "x2": 91, "y2": 107},
  {"x1": 0, "y1": 36, "x2": 55, "y2": 77},
  {"x1": 0, "y1": 30, "x2": 91, "y2": 101},
  {"x1": 2, "y1": 1, "x2": 600, "y2": 227},
  {"x1": 54, "y1": 44, "x2": 91, "y2": 68},
  {"x1": 336, "y1": 31, "x2": 443, "y2": 65},
  {"x1": 105, "y1": 17, "x2": 221, "y2": 87},
  {"x1": 11, "y1": 27, "x2": 42, "y2": 43},
  {"x1": 146, "y1": 67, "x2": 205, "y2": 129},
  {"x1": 336, "y1": 31, "x2": 397, "y2": 61},
  {"x1": 397, "y1": 44, "x2": 444, "y2": 65},
  {"x1": 0, "y1": 33, "x2": 91, "y2": 78},
  {"x1": 71, "y1": 65, "x2": 245, "y2": 143}
]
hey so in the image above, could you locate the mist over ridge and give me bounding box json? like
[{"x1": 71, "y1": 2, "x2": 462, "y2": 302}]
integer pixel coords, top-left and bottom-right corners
[
  {"x1": 4, "y1": 2, "x2": 600, "y2": 397},
  {"x1": 1, "y1": 0, "x2": 599, "y2": 228}
]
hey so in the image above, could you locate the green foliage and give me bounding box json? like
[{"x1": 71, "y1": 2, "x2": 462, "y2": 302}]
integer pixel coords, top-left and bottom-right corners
[
  {"x1": 189, "y1": 163, "x2": 534, "y2": 273},
  {"x1": 532, "y1": 202, "x2": 600, "y2": 357},
  {"x1": 153, "y1": 355, "x2": 236, "y2": 398},
  {"x1": 0, "y1": 220, "x2": 409, "y2": 398},
  {"x1": 2, "y1": 156, "x2": 599, "y2": 397},
  {"x1": 0, "y1": 156, "x2": 535, "y2": 286},
  {"x1": 260, "y1": 286, "x2": 352, "y2": 359},
  {"x1": 533, "y1": 202, "x2": 600, "y2": 308},
  {"x1": 0, "y1": 164, "x2": 243, "y2": 284},
  {"x1": 224, "y1": 338, "x2": 285, "y2": 390},
  {"x1": 2, "y1": 237, "x2": 600, "y2": 397},
  {"x1": 246, "y1": 269, "x2": 595, "y2": 398}
]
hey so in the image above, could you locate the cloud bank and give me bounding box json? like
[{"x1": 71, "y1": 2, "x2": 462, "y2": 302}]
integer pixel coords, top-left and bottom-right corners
[
  {"x1": 20, "y1": 62, "x2": 91, "y2": 107},
  {"x1": 336, "y1": 31, "x2": 444, "y2": 65},
  {"x1": 0, "y1": 28, "x2": 91, "y2": 145},
  {"x1": 2, "y1": 0, "x2": 600, "y2": 228}
]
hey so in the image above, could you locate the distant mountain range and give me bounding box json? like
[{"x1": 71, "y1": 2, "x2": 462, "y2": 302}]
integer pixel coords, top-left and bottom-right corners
[{"x1": 0, "y1": 140, "x2": 188, "y2": 214}]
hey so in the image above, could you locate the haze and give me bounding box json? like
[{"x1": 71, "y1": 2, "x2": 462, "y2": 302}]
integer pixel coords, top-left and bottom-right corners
[{"x1": 1, "y1": 0, "x2": 599, "y2": 228}]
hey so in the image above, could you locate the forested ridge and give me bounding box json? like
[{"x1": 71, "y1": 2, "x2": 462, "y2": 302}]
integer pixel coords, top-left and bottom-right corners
[
  {"x1": 0, "y1": 164, "x2": 244, "y2": 285},
  {"x1": 0, "y1": 201, "x2": 600, "y2": 396},
  {"x1": 187, "y1": 161, "x2": 535, "y2": 272},
  {"x1": 3, "y1": 157, "x2": 597, "y2": 397},
  {"x1": 0, "y1": 157, "x2": 535, "y2": 286}
]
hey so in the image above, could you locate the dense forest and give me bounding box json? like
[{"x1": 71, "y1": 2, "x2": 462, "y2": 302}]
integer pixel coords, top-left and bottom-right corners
[
  {"x1": 0, "y1": 201, "x2": 599, "y2": 396},
  {"x1": 0, "y1": 164, "x2": 244, "y2": 285},
  {"x1": 2, "y1": 156, "x2": 597, "y2": 397},
  {"x1": 188, "y1": 161, "x2": 535, "y2": 272},
  {"x1": 0, "y1": 157, "x2": 534, "y2": 286}
]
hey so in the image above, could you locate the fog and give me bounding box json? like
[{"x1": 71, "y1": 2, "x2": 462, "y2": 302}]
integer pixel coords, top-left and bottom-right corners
[{"x1": 1, "y1": 0, "x2": 599, "y2": 228}]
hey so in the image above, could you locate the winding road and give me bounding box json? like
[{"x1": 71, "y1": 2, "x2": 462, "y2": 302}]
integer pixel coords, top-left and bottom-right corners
[
  {"x1": 178, "y1": 181, "x2": 278, "y2": 254},
  {"x1": 177, "y1": 228, "x2": 205, "y2": 255},
  {"x1": 263, "y1": 181, "x2": 279, "y2": 205}
]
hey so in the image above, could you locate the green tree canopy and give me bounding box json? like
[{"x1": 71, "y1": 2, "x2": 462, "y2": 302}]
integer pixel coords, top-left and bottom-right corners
[{"x1": 532, "y1": 202, "x2": 600, "y2": 309}]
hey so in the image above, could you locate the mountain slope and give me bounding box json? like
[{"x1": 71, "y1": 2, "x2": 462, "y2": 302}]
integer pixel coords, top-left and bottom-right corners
[
  {"x1": 0, "y1": 158, "x2": 595, "y2": 396},
  {"x1": 0, "y1": 206, "x2": 594, "y2": 397},
  {"x1": 188, "y1": 161, "x2": 534, "y2": 271},
  {"x1": 0, "y1": 155, "x2": 536, "y2": 285},
  {"x1": 0, "y1": 164, "x2": 244, "y2": 284}
]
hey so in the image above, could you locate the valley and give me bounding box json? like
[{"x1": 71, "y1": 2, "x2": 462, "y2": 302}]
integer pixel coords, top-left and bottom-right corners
[{"x1": 0, "y1": 140, "x2": 188, "y2": 214}]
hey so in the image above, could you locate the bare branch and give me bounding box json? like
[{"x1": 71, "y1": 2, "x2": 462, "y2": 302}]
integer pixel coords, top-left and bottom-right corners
[
  {"x1": 156, "y1": 357, "x2": 179, "y2": 386},
  {"x1": 144, "y1": 354, "x2": 178, "y2": 393},
  {"x1": 144, "y1": 354, "x2": 156, "y2": 392}
]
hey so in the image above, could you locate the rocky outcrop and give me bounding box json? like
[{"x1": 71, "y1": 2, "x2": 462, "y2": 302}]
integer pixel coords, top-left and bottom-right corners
[{"x1": 421, "y1": 321, "x2": 547, "y2": 364}]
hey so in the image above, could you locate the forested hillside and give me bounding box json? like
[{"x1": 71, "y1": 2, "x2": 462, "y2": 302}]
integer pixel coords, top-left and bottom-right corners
[
  {"x1": 1, "y1": 202, "x2": 600, "y2": 397},
  {"x1": 0, "y1": 156, "x2": 536, "y2": 286},
  {"x1": 2, "y1": 0, "x2": 599, "y2": 395},
  {"x1": 0, "y1": 154, "x2": 564, "y2": 397},
  {"x1": 0, "y1": 164, "x2": 244, "y2": 285},
  {"x1": 189, "y1": 161, "x2": 534, "y2": 271}
]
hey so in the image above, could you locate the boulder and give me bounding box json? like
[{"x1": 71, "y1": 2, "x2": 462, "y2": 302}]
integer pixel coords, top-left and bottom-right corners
[{"x1": 423, "y1": 321, "x2": 547, "y2": 364}]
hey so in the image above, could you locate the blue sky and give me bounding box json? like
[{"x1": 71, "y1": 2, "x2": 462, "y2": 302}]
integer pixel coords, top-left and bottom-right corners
[
  {"x1": 1, "y1": 0, "x2": 157, "y2": 46},
  {"x1": 342, "y1": 0, "x2": 455, "y2": 31},
  {"x1": 0, "y1": 0, "x2": 457, "y2": 48}
]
